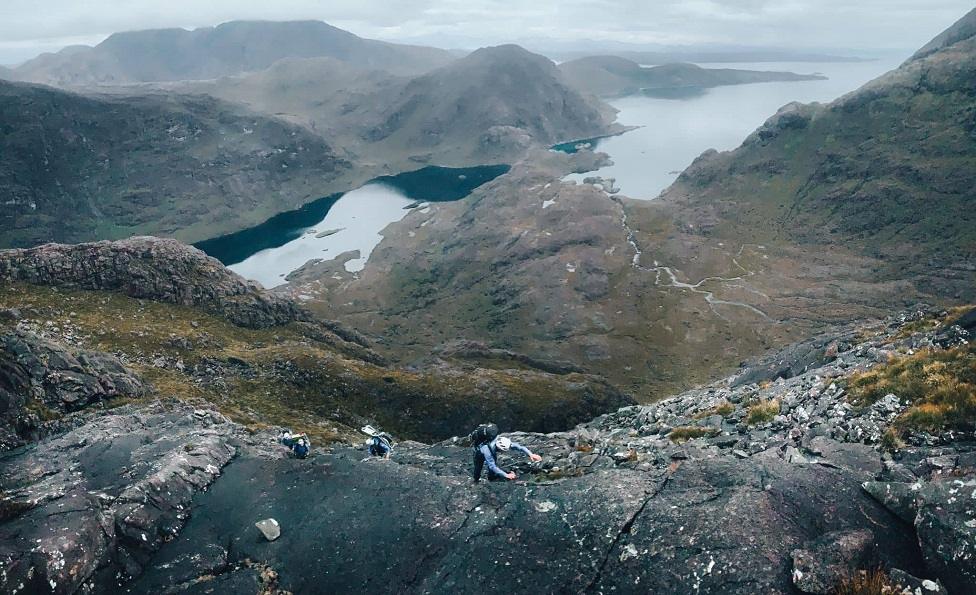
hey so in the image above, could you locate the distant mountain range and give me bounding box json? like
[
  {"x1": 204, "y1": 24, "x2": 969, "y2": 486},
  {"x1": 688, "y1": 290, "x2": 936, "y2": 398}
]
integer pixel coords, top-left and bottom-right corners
[
  {"x1": 554, "y1": 49, "x2": 871, "y2": 64},
  {"x1": 0, "y1": 25, "x2": 618, "y2": 248},
  {"x1": 7, "y1": 20, "x2": 455, "y2": 86},
  {"x1": 558, "y1": 56, "x2": 827, "y2": 98}
]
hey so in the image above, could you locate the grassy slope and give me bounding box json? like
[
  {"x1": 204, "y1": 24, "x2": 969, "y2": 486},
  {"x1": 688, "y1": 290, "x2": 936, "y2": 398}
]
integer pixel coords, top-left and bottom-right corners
[{"x1": 0, "y1": 282, "x2": 628, "y2": 443}]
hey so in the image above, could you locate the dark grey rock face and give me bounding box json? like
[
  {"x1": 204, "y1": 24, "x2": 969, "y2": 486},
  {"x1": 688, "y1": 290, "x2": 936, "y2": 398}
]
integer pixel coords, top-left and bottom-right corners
[
  {"x1": 0, "y1": 404, "x2": 237, "y2": 595},
  {"x1": 866, "y1": 475, "x2": 976, "y2": 594},
  {"x1": 0, "y1": 330, "x2": 148, "y2": 449},
  {"x1": 791, "y1": 529, "x2": 876, "y2": 594},
  {"x1": 2, "y1": 306, "x2": 974, "y2": 594},
  {"x1": 0, "y1": 237, "x2": 305, "y2": 328},
  {"x1": 115, "y1": 432, "x2": 924, "y2": 595}
]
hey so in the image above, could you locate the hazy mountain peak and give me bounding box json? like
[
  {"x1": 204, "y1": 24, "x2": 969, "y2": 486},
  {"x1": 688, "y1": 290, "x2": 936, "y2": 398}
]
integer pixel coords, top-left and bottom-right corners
[
  {"x1": 12, "y1": 19, "x2": 454, "y2": 85},
  {"x1": 909, "y1": 6, "x2": 976, "y2": 62}
]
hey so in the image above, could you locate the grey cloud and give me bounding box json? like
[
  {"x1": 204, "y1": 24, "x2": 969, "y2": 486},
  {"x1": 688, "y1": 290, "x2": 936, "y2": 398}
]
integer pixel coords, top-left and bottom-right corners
[{"x1": 0, "y1": 0, "x2": 973, "y2": 64}]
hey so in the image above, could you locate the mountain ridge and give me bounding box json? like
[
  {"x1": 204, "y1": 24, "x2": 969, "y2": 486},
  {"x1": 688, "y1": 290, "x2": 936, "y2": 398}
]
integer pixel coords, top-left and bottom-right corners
[
  {"x1": 558, "y1": 55, "x2": 827, "y2": 98},
  {"x1": 10, "y1": 20, "x2": 456, "y2": 86}
]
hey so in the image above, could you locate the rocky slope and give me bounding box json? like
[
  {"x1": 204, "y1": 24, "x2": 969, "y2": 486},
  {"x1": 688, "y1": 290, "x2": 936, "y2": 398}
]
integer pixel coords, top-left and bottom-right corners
[
  {"x1": 2, "y1": 305, "x2": 972, "y2": 594},
  {"x1": 0, "y1": 80, "x2": 365, "y2": 248},
  {"x1": 0, "y1": 237, "x2": 631, "y2": 451},
  {"x1": 559, "y1": 56, "x2": 826, "y2": 98},
  {"x1": 9, "y1": 20, "x2": 454, "y2": 86}
]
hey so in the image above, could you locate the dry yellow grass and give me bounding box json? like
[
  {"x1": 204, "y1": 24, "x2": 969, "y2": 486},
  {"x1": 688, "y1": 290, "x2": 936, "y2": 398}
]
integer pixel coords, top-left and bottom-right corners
[
  {"x1": 693, "y1": 400, "x2": 735, "y2": 419},
  {"x1": 668, "y1": 426, "x2": 719, "y2": 443},
  {"x1": 746, "y1": 399, "x2": 780, "y2": 425},
  {"x1": 832, "y1": 569, "x2": 899, "y2": 595},
  {"x1": 848, "y1": 345, "x2": 976, "y2": 433}
]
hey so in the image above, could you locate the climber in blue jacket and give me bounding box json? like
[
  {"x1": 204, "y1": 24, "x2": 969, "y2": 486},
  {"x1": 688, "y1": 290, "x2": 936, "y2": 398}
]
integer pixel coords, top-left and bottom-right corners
[{"x1": 473, "y1": 435, "x2": 542, "y2": 482}]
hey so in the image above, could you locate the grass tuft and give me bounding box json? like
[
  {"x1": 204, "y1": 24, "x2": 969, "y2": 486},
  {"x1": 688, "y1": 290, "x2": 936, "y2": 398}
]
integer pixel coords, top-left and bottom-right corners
[
  {"x1": 746, "y1": 399, "x2": 780, "y2": 425},
  {"x1": 693, "y1": 400, "x2": 735, "y2": 419},
  {"x1": 668, "y1": 426, "x2": 719, "y2": 443},
  {"x1": 832, "y1": 569, "x2": 899, "y2": 595}
]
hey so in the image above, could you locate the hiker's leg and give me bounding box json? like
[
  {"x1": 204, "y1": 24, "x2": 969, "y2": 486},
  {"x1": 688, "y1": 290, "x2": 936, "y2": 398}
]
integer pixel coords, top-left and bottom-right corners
[{"x1": 473, "y1": 450, "x2": 484, "y2": 482}]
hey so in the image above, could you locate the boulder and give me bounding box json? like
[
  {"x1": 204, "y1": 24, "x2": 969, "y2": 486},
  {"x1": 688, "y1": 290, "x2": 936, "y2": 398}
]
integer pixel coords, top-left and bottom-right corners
[
  {"x1": 888, "y1": 568, "x2": 948, "y2": 595},
  {"x1": 255, "y1": 518, "x2": 281, "y2": 542},
  {"x1": 913, "y1": 476, "x2": 976, "y2": 594}
]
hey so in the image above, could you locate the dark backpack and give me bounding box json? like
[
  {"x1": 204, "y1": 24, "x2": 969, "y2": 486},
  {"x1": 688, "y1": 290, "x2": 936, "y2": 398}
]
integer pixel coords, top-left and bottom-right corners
[
  {"x1": 470, "y1": 423, "x2": 499, "y2": 446},
  {"x1": 293, "y1": 437, "x2": 310, "y2": 459}
]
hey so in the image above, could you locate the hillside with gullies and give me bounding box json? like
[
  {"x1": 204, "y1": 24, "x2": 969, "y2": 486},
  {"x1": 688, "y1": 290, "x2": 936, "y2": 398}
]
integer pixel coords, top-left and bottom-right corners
[
  {"x1": 173, "y1": 44, "x2": 620, "y2": 169},
  {"x1": 8, "y1": 20, "x2": 455, "y2": 86},
  {"x1": 1, "y1": 235, "x2": 974, "y2": 593},
  {"x1": 649, "y1": 7, "x2": 976, "y2": 272},
  {"x1": 0, "y1": 80, "x2": 365, "y2": 249}
]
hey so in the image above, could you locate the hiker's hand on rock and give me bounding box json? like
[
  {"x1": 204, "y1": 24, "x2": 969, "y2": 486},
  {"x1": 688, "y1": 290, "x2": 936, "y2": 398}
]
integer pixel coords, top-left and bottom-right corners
[
  {"x1": 529, "y1": 454, "x2": 542, "y2": 462},
  {"x1": 506, "y1": 471, "x2": 517, "y2": 480}
]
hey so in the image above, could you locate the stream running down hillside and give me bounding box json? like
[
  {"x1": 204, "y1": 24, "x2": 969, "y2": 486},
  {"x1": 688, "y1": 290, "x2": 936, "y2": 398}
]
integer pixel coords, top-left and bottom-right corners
[{"x1": 195, "y1": 164, "x2": 510, "y2": 287}]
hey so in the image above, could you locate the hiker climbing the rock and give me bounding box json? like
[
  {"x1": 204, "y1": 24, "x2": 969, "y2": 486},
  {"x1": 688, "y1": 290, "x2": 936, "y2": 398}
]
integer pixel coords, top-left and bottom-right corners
[
  {"x1": 279, "y1": 430, "x2": 310, "y2": 459},
  {"x1": 471, "y1": 423, "x2": 542, "y2": 482},
  {"x1": 361, "y1": 425, "x2": 394, "y2": 459}
]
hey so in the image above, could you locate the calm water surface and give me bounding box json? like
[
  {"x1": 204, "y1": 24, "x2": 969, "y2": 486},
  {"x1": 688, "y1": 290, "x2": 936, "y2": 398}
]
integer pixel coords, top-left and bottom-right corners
[
  {"x1": 563, "y1": 59, "x2": 906, "y2": 198},
  {"x1": 196, "y1": 165, "x2": 509, "y2": 288}
]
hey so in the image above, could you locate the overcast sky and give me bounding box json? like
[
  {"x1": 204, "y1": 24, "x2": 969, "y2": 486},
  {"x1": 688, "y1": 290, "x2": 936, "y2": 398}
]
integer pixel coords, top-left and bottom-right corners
[{"x1": 1, "y1": 1, "x2": 972, "y2": 65}]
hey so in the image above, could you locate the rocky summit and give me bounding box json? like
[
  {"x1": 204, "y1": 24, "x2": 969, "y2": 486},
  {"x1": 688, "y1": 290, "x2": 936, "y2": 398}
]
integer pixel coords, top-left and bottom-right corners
[{"x1": 2, "y1": 301, "x2": 973, "y2": 594}]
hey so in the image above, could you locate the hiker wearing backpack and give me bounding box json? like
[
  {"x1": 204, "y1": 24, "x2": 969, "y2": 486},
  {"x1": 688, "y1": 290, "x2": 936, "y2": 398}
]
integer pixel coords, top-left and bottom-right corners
[
  {"x1": 279, "y1": 430, "x2": 310, "y2": 459},
  {"x1": 367, "y1": 432, "x2": 394, "y2": 458},
  {"x1": 470, "y1": 423, "x2": 542, "y2": 482}
]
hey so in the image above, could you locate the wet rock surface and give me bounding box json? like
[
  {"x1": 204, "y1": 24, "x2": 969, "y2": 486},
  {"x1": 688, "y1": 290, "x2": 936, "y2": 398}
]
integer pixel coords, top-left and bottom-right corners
[{"x1": 0, "y1": 403, "x2": 237, "y2": 594}]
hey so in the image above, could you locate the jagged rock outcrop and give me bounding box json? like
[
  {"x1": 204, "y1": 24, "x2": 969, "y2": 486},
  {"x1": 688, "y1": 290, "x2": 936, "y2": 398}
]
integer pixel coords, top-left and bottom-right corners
[
  {"x1": 864, "y1": 474, "x2": 976, "y2": 594},
  {"x1": 0, "y1": 237, "x2": 307, "y2": 329},
  {"x1": 0, "y1": 330, "x2": 148, "y2": 449},
  {"x1": 0, "y1": 236, "x2": 631, "y2": 444}
]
